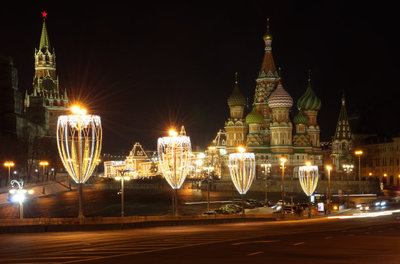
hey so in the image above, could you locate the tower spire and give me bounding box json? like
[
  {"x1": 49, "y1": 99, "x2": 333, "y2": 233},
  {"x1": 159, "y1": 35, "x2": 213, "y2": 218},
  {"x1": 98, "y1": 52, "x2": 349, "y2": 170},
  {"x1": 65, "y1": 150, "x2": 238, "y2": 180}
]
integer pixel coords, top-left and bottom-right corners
[
  {"x1": 335, "y1": 92, "x2": 351, "y2": 140},
  {"x1": 259, "y1": 18, "x2": 277, "y2": 78},
  {"x1": 308, "y1": 69, "x2": 311, "y2": 85},
  {"x1": 39, "y1": 12, "x2": 50, "y2": 51}
]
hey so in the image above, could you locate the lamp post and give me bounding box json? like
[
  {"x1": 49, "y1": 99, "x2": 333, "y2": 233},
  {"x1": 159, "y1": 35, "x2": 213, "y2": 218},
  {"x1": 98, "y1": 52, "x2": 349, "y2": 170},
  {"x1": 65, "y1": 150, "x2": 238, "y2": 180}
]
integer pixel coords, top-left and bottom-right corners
[
  {"x1": 228, "y1": 146, "x2": 256, "y2": 216},
  {"x1": 39, "y1": 161, "x2": 49, "y2": 194},
  {"x1": 326, "y1": 165, "x2": 332, "y2": 214},
  {"x1": 343, "y1": 164, "x2": 354, "y2": 208},
  {"x1": 355, "y1": 150, "x2": 363, "y2": 194},
  {"x1": 261, "y1": 162, "x2": 271, "y2": 205},
  {"x1": 298, "y1": 161, "x2": 319, "y2": 218},
  {"x1": 280, "y1": 157, "x2": 287, "y2": 216},
  {"x1": 57, "y1": 105, "x2": 102, "y2": 223},
  {"x1": 158, "y1": 128, "x2": 191, "y2": 216},
  {"x1": 3, "y1": 161, "x2": 15, "y2": 187},
  {"x1": 206, "y1": 146, "x2": 216, "y2": 212},
  {"x1": 115, "y1": 170, "x2": 131, "y2": 217},
  {"x1": 9, "y1": 180, "x2": 34, "y2": 219}
]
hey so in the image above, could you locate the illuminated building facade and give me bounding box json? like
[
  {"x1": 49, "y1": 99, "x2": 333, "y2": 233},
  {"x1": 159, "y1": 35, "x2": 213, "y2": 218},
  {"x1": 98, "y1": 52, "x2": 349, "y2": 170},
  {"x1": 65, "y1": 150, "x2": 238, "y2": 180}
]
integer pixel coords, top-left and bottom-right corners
[{"x1": 223, "y1": 20, "x2": 323, "y2": 179}]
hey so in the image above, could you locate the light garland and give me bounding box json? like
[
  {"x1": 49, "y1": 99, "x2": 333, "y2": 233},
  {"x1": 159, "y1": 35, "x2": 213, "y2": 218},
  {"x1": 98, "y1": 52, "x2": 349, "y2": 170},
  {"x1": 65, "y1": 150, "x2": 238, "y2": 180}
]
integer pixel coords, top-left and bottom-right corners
[
  {"x1": 228, "y1": 152, "x2": 256, "y2": 195},
  {"x1": 157, "y1": 134, "x2": 191, "y2": 189},
  {"x1": 57, "y1": 114, "x2": 102, "y2": 183},
  {"x1": 298, "y1": 163, "x2": 319, "y2": 196}
]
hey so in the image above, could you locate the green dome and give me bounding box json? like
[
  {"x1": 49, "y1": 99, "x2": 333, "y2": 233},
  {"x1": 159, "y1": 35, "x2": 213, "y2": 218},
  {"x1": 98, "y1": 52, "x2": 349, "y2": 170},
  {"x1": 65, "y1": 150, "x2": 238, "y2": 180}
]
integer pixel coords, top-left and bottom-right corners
[
  {"x1": 246, "y1": 106, "x2": 263, "y2": 124},
  {"x1": 293, "y1": 110, "x2": 308, "y2": 125},
  {"x1": 297, "y1": 82, "x2": 321, "y2": 111},
  {"x1": 228, "y1": 73, "x2": 246, "y2": 107}
]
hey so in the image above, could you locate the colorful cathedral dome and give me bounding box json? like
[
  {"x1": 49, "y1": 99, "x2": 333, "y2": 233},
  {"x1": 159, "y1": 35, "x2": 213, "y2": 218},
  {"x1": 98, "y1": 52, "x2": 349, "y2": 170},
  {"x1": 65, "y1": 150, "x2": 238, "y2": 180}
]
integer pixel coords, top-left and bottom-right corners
[
  {"x1": 268, "y1": 82, "x2": 293, "y2": 108},
  {"x1": 293, "y1": 110, "x2": 308, "y2": 125},
  {"x1": 297, "y1": 78, "x2": 321, "y2": 111},
  {"x1": 246, "y1": 106, "x2": 264, "y2": 124},
  {"x1": 227, "y1": 73, "x2": 246, "y2": 107}
]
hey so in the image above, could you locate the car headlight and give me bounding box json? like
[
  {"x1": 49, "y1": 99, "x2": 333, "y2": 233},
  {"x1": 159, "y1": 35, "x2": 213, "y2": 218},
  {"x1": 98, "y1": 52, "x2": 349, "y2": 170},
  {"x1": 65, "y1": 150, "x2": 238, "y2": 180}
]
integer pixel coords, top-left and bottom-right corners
[{"x1": 375, "y1": 202, "x2": 380, "y2": 206}]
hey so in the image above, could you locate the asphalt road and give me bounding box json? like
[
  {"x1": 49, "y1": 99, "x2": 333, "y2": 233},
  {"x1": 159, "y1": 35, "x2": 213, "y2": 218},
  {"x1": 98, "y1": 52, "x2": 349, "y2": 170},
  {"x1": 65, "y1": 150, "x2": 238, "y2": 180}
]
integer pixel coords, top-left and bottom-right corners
[{"x1": 1, "y1": 215, "x2": 399, "y2": 263}]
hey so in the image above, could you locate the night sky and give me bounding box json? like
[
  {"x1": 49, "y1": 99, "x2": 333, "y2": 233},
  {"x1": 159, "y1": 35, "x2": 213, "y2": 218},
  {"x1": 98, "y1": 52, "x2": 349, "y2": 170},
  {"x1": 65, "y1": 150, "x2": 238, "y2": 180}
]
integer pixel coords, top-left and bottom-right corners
[{"x1": 1, "y1": 2, "x2": 399, "y2": 153}]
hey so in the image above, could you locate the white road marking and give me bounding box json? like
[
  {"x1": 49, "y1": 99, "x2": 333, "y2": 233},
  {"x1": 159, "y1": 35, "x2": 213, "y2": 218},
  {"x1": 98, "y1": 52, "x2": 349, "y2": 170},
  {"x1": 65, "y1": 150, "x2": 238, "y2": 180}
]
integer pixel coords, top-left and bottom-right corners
[
  {"x1": 232, "y1": 240, "x2": 278, "y2": 246},
  {"x1": 293, "y1": 242, "x2": 304, "y2": 246}
]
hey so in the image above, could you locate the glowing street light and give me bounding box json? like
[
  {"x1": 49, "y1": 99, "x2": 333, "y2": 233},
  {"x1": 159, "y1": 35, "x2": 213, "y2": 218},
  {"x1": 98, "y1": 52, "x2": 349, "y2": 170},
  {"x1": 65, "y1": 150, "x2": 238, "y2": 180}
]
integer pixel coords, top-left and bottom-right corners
[
  {"x1": 280, "y1": 157, "x2": 287, "y2": 216},
  {"x1": 115, "y1": 169, "x2": 131, "y2": 217},
  {"x1": 261, "y1": 162, "x2": 271, "y2": 204},
  {"x1": 354, "y1": 150, "x2": 363, "y2": 194},
  {"x1": 228, "y1": 146, "x2": 256, "y2": 216},
  {"x1": 57, "y1": 105, "x2": 102, "y2": 223},
  {"x1": 3, "y1": 161, "x2": 15, "y2": 187},
  {"x1": 39, "y1": 161, "x2": 49, "y2": 194},
  {"x1": 157, "y1": 127, "x2": 191, "y2": 216},
  {"x1": 9, "y1": 180, "x2": 34, "y2": 219},
  {"x1": 326, "y1": 165, "x2": 332, "y2": 214},
  {"x1": 299, "y1": 161, "x2": 319, "y2": 218}
]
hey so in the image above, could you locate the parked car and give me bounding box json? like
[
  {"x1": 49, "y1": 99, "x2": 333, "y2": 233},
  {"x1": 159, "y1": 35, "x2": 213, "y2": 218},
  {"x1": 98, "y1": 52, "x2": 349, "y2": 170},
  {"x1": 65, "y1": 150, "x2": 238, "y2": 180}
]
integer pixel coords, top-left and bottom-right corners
[{"x1": 359, "y1": 203, "x2": 370, "y2": 211}]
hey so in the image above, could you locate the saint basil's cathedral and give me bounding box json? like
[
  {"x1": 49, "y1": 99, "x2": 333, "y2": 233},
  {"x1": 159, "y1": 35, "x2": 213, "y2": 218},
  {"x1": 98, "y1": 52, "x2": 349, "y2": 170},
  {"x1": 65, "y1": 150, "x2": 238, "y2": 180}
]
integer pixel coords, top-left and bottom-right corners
[{"x1": 222, "y1": 20, "x2": 323, "y2": 178}]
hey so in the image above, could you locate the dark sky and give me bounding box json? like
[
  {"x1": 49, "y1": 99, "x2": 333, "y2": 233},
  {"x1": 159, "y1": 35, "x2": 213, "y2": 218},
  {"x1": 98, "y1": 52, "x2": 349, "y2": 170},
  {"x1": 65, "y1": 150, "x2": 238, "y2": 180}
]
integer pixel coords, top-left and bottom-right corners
[{"x1": 1, "y1": 1, "x2": 399, "y2": 153}]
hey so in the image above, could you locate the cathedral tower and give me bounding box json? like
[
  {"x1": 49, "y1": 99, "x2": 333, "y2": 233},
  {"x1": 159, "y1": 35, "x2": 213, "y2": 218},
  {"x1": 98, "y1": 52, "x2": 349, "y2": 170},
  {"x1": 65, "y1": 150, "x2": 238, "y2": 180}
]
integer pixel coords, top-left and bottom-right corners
[
  {"x1": 225, "y1": 72, "x2": 248, "y2": 152},
  {"x1": 25, "y1": 12, "x2": 69, "y2": 134},
  {"x1": 254, "y1": 19, "x2": 279, "y2": 129}
]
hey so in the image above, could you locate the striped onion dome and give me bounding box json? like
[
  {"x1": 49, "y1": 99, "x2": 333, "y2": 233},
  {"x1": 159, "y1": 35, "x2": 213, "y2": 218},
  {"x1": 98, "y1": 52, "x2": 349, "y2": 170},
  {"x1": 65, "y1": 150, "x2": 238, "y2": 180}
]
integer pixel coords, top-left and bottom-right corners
[
  {"x1": 268, "y1": 82, "x2": 293, "y2": 108},
  {"x1": 297, "y1": 81, "x2": 321, "y2": 111},
  {"x1": 293, "y1": 110, "x2": 308, "y2": 125},
  {"x1": 246, "y1": 105, "x2": 264, "y2": 124},
  {"x1": 227, "y1": 73, "x2": 246, "y2": 107}
]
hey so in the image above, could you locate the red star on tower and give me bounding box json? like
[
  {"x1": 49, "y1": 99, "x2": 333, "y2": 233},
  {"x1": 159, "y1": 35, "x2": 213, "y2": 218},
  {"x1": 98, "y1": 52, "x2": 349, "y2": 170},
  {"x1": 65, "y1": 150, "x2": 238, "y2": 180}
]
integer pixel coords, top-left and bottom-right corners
[{"x1": 41, "y1": 11, "x2": 47, "y2": 19}]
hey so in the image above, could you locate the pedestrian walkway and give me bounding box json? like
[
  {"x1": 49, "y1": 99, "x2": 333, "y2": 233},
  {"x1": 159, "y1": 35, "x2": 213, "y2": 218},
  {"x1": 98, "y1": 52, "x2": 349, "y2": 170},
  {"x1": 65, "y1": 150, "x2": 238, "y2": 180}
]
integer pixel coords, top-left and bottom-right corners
[{"x1": 0, "y1": 181, "x2": 72, "y2": 206}]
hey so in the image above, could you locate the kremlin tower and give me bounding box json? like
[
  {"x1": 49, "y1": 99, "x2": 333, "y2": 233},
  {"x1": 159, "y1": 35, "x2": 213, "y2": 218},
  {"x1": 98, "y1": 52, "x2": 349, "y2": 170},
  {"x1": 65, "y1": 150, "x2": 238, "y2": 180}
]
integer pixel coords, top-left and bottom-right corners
[{"x1": 24, "y1": 12, "x2": 69, "y2": 135}]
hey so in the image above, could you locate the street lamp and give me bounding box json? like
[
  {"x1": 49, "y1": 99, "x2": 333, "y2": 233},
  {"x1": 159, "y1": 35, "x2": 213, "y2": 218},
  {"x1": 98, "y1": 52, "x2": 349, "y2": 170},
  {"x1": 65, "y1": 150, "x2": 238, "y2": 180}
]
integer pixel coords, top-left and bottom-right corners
[
  {"x1": 326, "y1": 165, "x2": 332, "y2": 214},
  {"x1": 354, "y1": 150, "x2": 363, "y2": 194},
  {"x1": 9, "y1": 180, "x2": 34, "y2": 219},
  {"x1": 158, "y1": 128, "x2": 191, "y2": 216},
  {"x1": 57, "y1": 105, "x2": 102, "y2": 223},
  {"x1": 228, "y1": 146, "x2": 256, "y2": 216},
  {"x1": 343, "y1": 164, "x2": 354, "y2": 207},
  {"x1": 280, "y1": 157, "x2": 287, "y2": 216},
  {"x1": 299, "y1": 161, "x2": 319, "y2": 218},
  {"x1": 39, "y1": 161, "x2": 49, "y2": 194},
  {"x1": 261, "y1": 162, "x2": 271, "y2": 205},
  {"x1": 115, "y1": 170, "x2": 131, "y2": 217},
  {"x1": 3, "y1": 161, "x2": 15, "y2": 187},
  {"x1": 206, "y1": 146, "x2": 216, "y2": 212}
]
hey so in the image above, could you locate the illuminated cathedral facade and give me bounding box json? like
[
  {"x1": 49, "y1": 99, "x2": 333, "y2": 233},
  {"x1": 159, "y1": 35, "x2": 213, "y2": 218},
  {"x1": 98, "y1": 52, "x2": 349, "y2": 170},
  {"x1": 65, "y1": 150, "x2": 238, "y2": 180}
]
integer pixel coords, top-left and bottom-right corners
[{"x1": 224, "y1": 21, "x2": 323, "y2": 178}]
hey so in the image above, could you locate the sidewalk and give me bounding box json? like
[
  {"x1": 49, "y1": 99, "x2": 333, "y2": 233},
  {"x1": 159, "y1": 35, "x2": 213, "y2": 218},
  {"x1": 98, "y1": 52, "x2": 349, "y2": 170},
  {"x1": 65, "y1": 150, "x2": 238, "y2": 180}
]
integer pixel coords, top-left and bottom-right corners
[{"x1": 0, "y1": 181, "x2": 72, "y2": 206}]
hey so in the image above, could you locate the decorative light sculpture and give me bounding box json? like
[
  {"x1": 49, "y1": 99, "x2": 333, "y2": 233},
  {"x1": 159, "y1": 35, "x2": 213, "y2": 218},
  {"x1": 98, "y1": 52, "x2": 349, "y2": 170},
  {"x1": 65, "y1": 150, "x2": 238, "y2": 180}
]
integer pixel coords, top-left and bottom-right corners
[
  {"x1": 57, "y1": 105, "x2": 102, "y2": 222},
  {"x1": 298, "y1": 161, "x2": 319, "y2": 218},
  {"x1": 157, "y1": 127, "x2": 191, "y2": 216},
  {"x1": 228, "y1": 146, "x2": 256, "y2": 216}
]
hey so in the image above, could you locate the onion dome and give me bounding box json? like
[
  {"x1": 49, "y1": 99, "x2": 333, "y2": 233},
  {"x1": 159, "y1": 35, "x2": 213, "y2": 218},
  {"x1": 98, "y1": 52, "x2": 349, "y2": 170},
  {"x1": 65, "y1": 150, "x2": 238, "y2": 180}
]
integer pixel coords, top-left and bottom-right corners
[
  {"x1": 227, "y1": 72, "x2": 246, "y2": 107},
  {"x1": 246, "y1": 106, "x2": 264, "y2": 124},
  {"x1": 268, "y1": 82, "x2": 293, "y2": 108},
  {"x1": 297, "y1": 74, "x2": 321, "y2": 111},
  {"x1": 293, "y1": 110, "x2": 308, "y2": 125}
]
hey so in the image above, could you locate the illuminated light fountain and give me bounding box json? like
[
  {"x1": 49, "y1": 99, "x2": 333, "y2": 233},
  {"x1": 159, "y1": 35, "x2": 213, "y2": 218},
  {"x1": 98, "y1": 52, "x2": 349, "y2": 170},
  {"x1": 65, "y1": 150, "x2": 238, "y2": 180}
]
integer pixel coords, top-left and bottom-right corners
[
  {"x1": 57, "y1": 105, "x2": 102, "y2": 223},
  {"x1": 298, "y1": 161, "x2": 319, "y2": 218},
  {"x1": 228, "y1": 146, "x2": 256, "y2": 216},
  {"x1": 157, "y1": 126, "x2": 191, "y2": 216}
]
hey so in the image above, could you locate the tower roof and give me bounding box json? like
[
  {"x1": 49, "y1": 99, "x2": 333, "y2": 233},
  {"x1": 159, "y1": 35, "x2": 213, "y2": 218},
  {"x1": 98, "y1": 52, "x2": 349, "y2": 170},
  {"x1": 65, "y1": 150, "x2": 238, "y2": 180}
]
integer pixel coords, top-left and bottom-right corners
[
  {"x1": 227, "y1": 72, "x2": 246, "y2": 107},
  {"x1": 297, "y1": 72, "x2": 321, "y2": 111},
  {"x1": 334, "y1": 92, "x2": 352, "y2": 140},
  {"x1": 245, "y1": 105, "x2": 263, "y2": 124},
  {"x1": 39, "y1": 19, "x2": 50, "y2": 51},
  {"x1": 259, "y1": 18, "x2": 278, "y2": 78},
  {"x1": 293, "y1": 110, "x2": 308, "y2": 125},
  {"x1": 268, "y1": 82, "x2": 293, "y2": 108}
]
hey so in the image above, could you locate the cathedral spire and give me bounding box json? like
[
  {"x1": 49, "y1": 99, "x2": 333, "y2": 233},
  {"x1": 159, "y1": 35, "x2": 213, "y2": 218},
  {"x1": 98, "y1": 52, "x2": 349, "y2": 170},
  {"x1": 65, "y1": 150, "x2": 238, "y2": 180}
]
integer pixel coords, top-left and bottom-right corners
[
  {"x1": 39, "y1": 12, "x2": 50, "y2": 51},
  {"x1": 259, "y1": 18, "x2": 277, "y2": 78}
]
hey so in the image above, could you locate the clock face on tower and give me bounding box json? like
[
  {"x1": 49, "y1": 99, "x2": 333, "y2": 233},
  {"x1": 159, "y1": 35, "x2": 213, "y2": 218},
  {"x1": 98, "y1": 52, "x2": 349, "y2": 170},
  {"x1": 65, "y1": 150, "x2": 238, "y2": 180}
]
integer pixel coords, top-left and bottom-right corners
[{"x1": 42, "y1": 77, "x2": 55, "y2": 91}]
